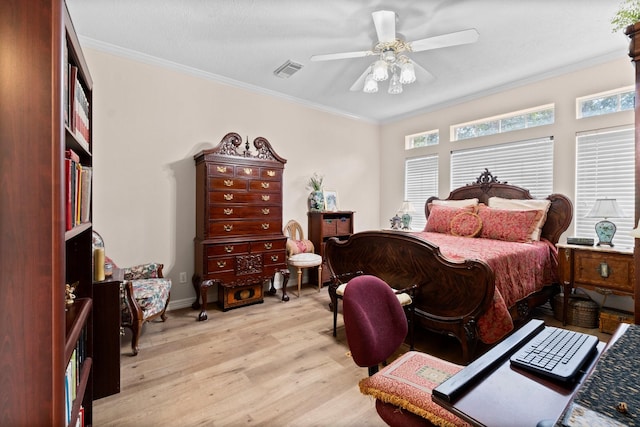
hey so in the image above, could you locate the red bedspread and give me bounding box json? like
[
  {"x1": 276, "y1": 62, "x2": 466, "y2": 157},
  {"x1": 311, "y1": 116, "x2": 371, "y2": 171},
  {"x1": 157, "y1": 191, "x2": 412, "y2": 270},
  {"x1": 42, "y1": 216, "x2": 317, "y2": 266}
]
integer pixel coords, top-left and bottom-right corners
[{"x1": 412, "y1": 231, "x2": 558, "y2": 344}]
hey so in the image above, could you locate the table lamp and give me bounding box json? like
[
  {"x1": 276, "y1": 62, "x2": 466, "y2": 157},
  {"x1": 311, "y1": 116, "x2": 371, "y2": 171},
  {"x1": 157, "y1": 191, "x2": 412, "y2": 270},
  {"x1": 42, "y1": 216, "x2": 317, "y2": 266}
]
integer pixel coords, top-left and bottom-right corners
[
  {"x1": 586, "y1": 198, "x2": 625, "y2": 247},
  {"x1": 400, "y1": 201, "x2": 415, "y2": 230}
]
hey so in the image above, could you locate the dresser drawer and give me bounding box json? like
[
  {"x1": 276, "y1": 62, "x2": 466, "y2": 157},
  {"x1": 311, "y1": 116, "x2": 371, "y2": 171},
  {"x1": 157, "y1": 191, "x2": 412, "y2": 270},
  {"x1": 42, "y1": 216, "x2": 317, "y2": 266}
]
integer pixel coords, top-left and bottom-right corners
[
  {"x1": 205, "y1": 243, "x2": 250, "y2": 257},
  {"x1": 251, "y1": 239, "x2": 286, "y2": 253},
  {"x1": 574, "y1": 251, "x2": 634, "y2": 293},
  {"x1": 209, "y1": 205, "x2": 281, "y2": 221},
  {"x1": 260, "y1": 167, "x2": 282, "y2": 180},
  {"x1": 205, "y1": 256, "x2": 235, "y2": 275},
  {"x1": 207, "y1": 163, "x2": 235, "y2": 177},
  {"x1": 208, "y1": 191, "x2": 282, "y2": 205},
  {"x1": 208, "y1": 177, "x2": 248, "y2": 191},
  {"x1": 249, "y1": 180, "x2": 281, "y2": 192},
  {"x1": 208, "y1": 220, "x2": 283, "y2": 236}
]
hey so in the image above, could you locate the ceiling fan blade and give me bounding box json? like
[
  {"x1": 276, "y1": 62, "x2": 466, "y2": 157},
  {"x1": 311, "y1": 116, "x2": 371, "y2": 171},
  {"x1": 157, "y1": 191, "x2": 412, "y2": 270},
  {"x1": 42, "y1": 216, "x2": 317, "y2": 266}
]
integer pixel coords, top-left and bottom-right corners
[
  {"x1": 411, "y1": 60, "x2": 435, "y2": 83},
  {"x1": 372, "y1": 10, "x2": 396, "y2": 43},
  {"x1": 350, "y1": 66, "x2": 372, "y2": 92},
  {"x1": 310, "y1": 50, "x2": 373, "y2": 62},
  {"x1": 409, "y1": 28, "x2": 479, "y2": 52}
]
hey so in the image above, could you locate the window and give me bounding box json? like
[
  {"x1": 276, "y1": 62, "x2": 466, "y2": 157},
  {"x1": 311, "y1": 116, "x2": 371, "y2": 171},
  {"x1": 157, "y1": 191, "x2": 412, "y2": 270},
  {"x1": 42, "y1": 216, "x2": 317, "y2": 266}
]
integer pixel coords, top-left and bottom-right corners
[
  {"x1": 577, "y1": 87, "x2": 634, "y2": 119},
  {"x1": 451, "y1": 136, "x2": 554, "y2": 197},
  {"x1": 451, "y1": 105, "x2": 554, "y2": 141},
  {"x1": 404, "y1": 155, "x2": 438, "y2": 230},
  {"x1": 406, "y1": 130, "x2": 439, "y2": 149},
  {"x1": 575, "y1": 127, "x2": 634, "y2": 249}
]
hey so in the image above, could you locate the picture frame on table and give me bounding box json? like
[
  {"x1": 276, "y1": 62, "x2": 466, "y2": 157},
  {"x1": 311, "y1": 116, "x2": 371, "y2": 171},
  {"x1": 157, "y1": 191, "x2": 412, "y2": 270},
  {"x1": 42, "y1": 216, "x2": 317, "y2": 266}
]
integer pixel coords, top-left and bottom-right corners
[{"x1": 324, "y1": 190, "x2": 339, "y2": 212}]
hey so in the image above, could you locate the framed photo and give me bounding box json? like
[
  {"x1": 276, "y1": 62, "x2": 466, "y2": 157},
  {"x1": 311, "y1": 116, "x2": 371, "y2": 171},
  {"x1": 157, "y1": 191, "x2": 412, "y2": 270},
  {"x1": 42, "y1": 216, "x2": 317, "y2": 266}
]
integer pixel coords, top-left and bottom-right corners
[{"x1": 324, "y1": 190, "x2": 339, "y2": 212}]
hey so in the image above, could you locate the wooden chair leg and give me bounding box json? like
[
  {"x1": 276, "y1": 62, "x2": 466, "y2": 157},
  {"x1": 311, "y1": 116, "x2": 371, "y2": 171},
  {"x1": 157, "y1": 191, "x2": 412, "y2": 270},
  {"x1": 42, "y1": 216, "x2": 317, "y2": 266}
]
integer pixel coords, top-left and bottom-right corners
[
  {"x1": 317, "y1": 264, "x2": 322, "y2": 292},
  {"x1": 131, "y1": 319, "x2": 143, "y2": 356},
  {"x1": 297, "y1": 268, "x2": 302, "y2": 297}
]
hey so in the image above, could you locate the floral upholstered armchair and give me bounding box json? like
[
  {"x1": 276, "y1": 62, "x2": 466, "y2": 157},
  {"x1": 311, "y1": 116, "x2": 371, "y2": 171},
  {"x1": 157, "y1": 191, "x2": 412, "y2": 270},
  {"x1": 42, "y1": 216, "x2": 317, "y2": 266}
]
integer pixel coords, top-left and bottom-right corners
[{"x1": 121, "y1": 262, "x2": 172, "y2": 356}]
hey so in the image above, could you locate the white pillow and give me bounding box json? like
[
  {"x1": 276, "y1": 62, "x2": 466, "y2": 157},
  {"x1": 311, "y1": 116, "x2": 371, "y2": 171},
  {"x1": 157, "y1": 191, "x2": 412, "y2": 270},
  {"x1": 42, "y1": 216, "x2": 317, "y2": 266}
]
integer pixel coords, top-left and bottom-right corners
[
  {"x1": 431, "y1": 198, "x2": 479, "y2": 208},
  {"x1": 487, "y1": 197, "x2": 551, "y2": 241}
]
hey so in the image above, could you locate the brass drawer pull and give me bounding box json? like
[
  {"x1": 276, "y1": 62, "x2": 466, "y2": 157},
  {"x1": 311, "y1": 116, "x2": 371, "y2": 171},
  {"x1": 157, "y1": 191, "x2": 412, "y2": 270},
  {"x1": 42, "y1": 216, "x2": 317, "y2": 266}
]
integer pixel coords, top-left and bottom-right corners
[
  {"x1": 264, "y1": 243, "x2": 272, "y2": 249},
  {"x1": 262, "y1": 208, "x2": 270, "y2": 215},
  {"x1": 271, "y1": 255, "x2": 278, "y2": 262},
  {"x1": 217, "y1": 261, "x2": 227, "y2": 268},
  {"x1": 267, "y1": 170, "x2": 276, "y2": 177},
  {"x1": 224, "y1": 208, "x2": 233, "y2": 215},
  {"x1": 224, "y1": 245, "x2": 234, "y2": 253},
  {"x1": 216, "y1": 166, "x2": 227, "y2": 173},
  {"x1": 223, "y1": 224, "x2": 233, "y2": 232},
  {"x1": 224, "y1": 194, "x2": 233, "y2": 201},
  {"x1": 597, "y1": 262, "x2": 610, "y2": 278},
  {"x1": 261, "y1": 182, "x2": 270, "y2": 189},
  {"x1": 244, "y1": 168, "x2": 253, "y2": 175},
  {"x1": 261, "y1": 223, "x2": 270, "y2": 230},
  {"x1": 262, "y1": 195, "x2": 270, "y2": 201},
  {"x1": 224, "y1": 179, "x2": 233, "y2": 187}
]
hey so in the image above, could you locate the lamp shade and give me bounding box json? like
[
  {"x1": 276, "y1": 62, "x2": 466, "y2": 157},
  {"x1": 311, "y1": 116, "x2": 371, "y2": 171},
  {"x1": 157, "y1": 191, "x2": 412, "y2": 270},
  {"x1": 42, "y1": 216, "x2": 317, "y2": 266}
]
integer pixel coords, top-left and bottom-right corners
[
  {"x1": 400, "y1": 201, "x2": 415, "y2": 213},
  {"x1": 585, "y1": 198, "x2": 625, "y2": 219},
  {"x1": 631, "y1": 219, "x2": 640, "y2": 238}
]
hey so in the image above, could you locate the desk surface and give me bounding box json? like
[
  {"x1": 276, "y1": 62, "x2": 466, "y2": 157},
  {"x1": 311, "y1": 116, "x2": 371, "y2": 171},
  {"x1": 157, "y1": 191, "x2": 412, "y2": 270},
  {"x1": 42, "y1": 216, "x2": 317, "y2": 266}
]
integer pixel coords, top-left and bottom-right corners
[{"x1": 433, "y1": 323, "x2": 629, "y2": 427}]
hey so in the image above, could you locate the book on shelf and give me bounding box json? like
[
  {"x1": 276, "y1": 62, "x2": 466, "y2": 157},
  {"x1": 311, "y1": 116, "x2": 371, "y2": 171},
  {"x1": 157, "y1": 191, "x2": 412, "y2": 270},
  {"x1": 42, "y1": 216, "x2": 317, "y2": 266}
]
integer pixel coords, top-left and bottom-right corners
[
  {"x1": 68, "y1": 64, "x2": 90, "y2": 152},
  {"x1": 64, "y1": 152, "x2": 91, "y2": 231}
]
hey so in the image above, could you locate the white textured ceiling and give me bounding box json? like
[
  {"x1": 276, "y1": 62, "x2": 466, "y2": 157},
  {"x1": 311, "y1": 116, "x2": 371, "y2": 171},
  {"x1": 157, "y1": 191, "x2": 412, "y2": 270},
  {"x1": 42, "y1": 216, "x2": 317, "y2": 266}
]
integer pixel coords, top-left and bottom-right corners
[{"x1": 66, "y1": 0, "x2": 629, "y2": 123}]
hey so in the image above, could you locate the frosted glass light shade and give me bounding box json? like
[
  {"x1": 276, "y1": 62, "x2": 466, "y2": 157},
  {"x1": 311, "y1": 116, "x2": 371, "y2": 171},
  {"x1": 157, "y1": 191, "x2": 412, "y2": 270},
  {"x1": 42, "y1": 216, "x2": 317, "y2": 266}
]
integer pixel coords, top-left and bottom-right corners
[
  {"x1": 363, "y1": 74, "x2": 378, "y2": 93},
  {"x1": 372, "y1": 60, "x2": 389, "y2": 81},
  {"x1": 399, "y1": 61, "x2": 416, "y2": 84}
]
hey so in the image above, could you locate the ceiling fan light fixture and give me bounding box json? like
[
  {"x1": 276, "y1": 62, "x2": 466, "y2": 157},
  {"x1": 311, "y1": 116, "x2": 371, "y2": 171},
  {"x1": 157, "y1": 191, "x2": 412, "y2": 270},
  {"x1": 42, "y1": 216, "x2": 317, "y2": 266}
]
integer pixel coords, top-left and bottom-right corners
[
  {"x1": 382, "y1": 49, "x2": 396, "y2": 63},
  {"x1": 388, "y1": 72, "x2": 403, "y2": 94},
  {"x1": 399, "y1": 61, "x2": 416, "y2": 84},
  {"x1": 372, "y1": 59, "x2": 389, "y2": 81},
  {"x1": 363, "y1": 73, "x2": 379, "y2": 93}
]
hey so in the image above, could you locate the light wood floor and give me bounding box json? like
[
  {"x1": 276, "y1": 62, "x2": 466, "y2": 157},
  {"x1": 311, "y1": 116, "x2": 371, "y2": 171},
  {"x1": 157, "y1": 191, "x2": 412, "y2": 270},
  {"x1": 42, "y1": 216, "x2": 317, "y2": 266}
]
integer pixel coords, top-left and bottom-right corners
[{"x1": 93, "y1": 285, "x2": 610, "y2": 426}]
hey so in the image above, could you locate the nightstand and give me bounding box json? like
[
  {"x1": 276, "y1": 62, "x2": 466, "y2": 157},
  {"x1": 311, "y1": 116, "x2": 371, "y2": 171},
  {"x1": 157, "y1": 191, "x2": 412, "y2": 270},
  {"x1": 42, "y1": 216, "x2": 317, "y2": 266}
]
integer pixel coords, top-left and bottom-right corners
[{"x1": 557, "y1": 243, "x2": 635, "y2": 325}]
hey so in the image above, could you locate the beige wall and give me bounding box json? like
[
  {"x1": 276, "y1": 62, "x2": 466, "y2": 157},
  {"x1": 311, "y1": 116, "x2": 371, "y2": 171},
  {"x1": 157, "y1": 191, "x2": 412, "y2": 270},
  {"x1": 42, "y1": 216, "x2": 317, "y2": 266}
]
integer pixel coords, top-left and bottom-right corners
[
  {"x1": 84, "y1": 47, "x2": 380, "y2": 308},
  {"x1": 380, "y1": 56, "x2": 634, "y2": 227},
  {"x1": 86, "y1": 44, "x2": 635, "y2": 310}
]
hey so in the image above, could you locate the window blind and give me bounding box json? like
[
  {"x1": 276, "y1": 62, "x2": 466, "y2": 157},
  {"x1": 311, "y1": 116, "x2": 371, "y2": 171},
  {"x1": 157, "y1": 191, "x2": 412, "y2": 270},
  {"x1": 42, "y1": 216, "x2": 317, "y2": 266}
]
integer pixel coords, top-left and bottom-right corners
[
  {"x1": 405, "y1": 155, "x2": 438, "y2": 231},
  {"x1": 575, "y1": 127, "x2": 635, "y2": 249},
  {"x1": 450, "y1": 136, "x2": 554, "y2": 198}
]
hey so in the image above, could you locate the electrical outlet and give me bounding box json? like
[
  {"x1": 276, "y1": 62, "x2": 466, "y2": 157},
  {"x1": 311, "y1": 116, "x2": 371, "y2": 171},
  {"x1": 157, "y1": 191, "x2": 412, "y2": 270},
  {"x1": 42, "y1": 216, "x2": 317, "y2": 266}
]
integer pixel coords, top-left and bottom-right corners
[{"x1": 179, "y1": 272, "x2": 187, "y2": 283}]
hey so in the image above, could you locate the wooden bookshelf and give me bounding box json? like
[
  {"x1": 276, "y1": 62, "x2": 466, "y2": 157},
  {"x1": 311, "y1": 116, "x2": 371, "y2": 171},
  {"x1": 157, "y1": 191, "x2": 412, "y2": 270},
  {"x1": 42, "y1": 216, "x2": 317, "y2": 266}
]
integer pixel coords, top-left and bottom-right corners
[{"x1": 0, "y1": 1, "x2": 94, "y2": 425}]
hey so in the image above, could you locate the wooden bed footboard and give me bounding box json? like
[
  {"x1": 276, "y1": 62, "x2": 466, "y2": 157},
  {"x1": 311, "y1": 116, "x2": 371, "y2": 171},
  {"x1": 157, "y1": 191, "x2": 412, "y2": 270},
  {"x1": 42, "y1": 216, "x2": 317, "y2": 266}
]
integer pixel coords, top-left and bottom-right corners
[{"x1": 325, "y1": 230, "x2": 495, "y2": 362}]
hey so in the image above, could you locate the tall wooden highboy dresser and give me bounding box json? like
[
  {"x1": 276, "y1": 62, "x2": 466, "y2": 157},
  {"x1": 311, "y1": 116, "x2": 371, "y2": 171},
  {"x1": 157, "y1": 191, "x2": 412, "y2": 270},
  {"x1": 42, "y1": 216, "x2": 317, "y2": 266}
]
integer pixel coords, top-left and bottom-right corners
[{"x1": 193, "y1": 133, "x2": 287, "y2": 320}]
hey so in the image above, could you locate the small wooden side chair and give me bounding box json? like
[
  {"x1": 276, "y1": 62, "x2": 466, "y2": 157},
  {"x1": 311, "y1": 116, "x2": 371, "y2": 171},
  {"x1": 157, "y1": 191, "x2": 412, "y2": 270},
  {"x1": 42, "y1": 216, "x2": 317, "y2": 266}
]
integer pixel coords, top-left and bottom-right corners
[{"x1": 284, "y1": 219, "x2": 322, "y2": 296}]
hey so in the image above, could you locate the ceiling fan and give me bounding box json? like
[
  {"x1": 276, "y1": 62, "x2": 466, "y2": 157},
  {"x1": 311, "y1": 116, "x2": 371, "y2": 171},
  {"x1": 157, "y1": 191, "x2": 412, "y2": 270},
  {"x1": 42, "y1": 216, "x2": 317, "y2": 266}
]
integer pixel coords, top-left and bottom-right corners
[{"x1": 310, "y1": 10, "x2": 479, "y2": 94}]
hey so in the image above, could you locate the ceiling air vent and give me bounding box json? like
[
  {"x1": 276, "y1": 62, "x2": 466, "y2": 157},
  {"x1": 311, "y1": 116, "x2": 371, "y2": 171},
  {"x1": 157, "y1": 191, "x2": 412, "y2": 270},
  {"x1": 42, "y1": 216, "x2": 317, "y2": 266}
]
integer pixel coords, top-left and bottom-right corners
[{"x1": 273, "y1": 60, "x2": 303, "y2": 78}]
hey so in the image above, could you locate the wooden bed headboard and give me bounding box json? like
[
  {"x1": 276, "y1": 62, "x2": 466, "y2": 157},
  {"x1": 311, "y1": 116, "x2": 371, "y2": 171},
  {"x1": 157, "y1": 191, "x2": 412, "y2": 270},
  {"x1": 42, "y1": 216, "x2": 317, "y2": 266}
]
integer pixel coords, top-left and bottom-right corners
[{"x1": 425, "y1": 169, "x2": 573, "y2": 245}]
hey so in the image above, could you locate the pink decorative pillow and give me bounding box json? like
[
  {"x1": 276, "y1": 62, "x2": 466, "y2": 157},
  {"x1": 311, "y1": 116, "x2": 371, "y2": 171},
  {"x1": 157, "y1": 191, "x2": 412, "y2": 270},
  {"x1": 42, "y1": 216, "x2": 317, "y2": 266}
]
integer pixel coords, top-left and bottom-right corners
[
  {"x1": 425, "y1": 205, "x2": 475, "y2": 234},
  {"x1": 477, "y1": 205, "x2": 543, "y2": 243},
  {"x1": 286, "y1": 239, "x2": 314, "y2": 256},
  {"x1": 450, "y1": 211, "x2": 482, "y2": 237}
]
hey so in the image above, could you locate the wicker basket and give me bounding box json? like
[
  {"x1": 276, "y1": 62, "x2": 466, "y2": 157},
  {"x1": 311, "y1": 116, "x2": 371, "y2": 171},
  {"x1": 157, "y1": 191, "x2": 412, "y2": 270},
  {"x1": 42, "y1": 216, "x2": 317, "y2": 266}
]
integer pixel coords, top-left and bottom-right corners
[
  {"x1": 599, "y1": 308, "x2": 634, "y2": 334},
  {"x1": 552, "y1": 293, "x2": 599, "y2": 328}
]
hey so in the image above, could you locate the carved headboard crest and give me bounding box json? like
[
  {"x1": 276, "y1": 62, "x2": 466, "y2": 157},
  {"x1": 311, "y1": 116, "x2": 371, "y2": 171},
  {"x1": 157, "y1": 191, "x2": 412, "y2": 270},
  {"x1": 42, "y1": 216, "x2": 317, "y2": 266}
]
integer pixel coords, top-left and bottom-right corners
[{"x1": 472, "y1": 169, "x2": 506, "y2": 190}]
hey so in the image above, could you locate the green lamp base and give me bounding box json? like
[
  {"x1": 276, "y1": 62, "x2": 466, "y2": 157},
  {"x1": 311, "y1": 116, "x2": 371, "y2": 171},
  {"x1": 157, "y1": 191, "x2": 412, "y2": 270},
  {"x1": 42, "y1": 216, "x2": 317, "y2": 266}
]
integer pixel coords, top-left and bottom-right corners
[{"x1": 594, "y1": 219, "x2": 617, "y2": 247}]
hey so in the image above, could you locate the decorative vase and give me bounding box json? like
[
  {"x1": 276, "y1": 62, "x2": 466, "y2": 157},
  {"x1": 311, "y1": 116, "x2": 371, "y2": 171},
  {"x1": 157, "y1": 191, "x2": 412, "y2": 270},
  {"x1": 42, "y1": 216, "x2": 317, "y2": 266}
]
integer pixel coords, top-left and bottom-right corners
[{"x1": 308, "y1": 190, "x2": 325, "y2": 212}]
